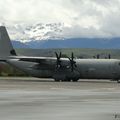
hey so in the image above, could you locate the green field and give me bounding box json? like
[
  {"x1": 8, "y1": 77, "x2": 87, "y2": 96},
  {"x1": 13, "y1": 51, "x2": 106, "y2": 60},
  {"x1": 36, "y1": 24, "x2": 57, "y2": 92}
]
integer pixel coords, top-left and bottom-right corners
[{"x1": 16, "y1": 48, "x2": 120, "y2": 59}]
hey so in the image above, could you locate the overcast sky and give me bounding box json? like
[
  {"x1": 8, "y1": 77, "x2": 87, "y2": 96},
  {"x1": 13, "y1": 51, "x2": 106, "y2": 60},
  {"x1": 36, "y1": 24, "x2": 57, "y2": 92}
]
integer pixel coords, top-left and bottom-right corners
[{"x1": 0, "y1": 0, "x2": 120, "y2": 38}]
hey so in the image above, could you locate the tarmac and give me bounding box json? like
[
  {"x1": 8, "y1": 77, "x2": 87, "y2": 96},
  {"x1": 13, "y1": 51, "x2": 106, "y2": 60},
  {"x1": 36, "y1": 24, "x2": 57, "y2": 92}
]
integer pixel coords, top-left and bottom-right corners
[{"x1": 0, "y1": 77, "x2": 120, "y2": 120}]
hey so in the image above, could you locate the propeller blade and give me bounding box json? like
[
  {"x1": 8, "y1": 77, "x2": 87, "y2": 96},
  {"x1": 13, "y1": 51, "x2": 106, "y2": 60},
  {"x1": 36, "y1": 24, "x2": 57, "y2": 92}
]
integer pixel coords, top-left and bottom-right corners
[
  {"x1": 72, "y1": 52, "x2": 74, "y2": 60},
  {"x1": 55, "y1": 52, "x2": 58, "y2": 59},
  {"x1": 68, "y1": 52, "x2": 77, "y2": 72},
  {"x1": 74, "y1": 64, "x2": 77, "y2": 67},
  {"x1": 71, "y1": 65, "x2": 74, "y2": 72},
  {"x1": 55, "y1": 52, "x2": 62, "y2": 69},
  {"x1": 59, "y1": 52, "x2": 62, "y2": 59}
]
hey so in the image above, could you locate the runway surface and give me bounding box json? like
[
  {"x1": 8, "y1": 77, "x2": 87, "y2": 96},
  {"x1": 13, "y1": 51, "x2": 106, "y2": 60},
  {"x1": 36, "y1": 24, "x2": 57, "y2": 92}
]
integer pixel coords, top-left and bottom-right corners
[{"x1": 0, "y1": 77, "x2": 120, "y2": 120}]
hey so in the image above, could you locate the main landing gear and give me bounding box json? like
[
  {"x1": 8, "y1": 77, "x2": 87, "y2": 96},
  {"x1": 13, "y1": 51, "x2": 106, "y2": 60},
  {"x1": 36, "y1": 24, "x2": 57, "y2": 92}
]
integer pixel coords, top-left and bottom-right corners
[
  {"x1": 54, "y1": 78, "x2": 79, "y2": 82},
  {"x1": 117, "y1": 80, "x2": 120, "y2": 83}
]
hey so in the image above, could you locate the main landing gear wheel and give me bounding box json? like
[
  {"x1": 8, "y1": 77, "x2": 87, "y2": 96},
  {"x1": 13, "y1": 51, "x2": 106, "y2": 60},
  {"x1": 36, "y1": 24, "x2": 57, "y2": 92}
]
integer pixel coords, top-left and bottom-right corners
[
  {"x1": 72, "y1": 78, "x2": 79, "y2": 82},
  {"x1": 54, "y1": 79, "x2": 60, "y2": 82},
  {"x1": 65, "y1": 78, "x2": 71, "y2": 82},
  {"x1": 117, "y1": 80, "x2": 120, "y2": 83},
  {"x1": 61, "y1": 79, "x2": 71, "y2": 82}
]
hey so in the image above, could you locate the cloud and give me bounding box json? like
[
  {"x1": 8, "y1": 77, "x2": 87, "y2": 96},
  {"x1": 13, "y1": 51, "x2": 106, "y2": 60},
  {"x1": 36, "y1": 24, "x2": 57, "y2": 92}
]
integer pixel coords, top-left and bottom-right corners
[{"x1": 0, "y1": 0, "x2": 120, "y2": 38}]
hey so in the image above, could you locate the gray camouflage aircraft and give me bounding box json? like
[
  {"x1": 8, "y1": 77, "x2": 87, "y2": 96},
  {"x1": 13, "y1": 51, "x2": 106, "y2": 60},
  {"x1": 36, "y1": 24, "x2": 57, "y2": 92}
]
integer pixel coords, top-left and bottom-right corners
[{"x1": 0, "y1": 26, "x2": 120, "y2": 82}]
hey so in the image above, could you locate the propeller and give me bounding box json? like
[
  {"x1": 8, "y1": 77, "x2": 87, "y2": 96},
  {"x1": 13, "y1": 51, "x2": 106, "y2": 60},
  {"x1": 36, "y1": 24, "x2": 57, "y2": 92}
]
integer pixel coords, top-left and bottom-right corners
[
  {"x1": 55, "y1": 52, "x2": 62, "y2": 69},
  {"x1": 68, "y1": 52, "x2": 77, "y2": 72}
]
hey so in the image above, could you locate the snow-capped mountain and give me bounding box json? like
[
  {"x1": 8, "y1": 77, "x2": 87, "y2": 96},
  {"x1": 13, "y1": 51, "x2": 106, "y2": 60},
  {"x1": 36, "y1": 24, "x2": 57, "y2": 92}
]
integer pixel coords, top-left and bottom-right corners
[
  {"x1": 25, "y1": 23, "x2": 64, "y2": 41},
  {"x1": 8, "y1": 23, "x2": 64, "y2": 43}
]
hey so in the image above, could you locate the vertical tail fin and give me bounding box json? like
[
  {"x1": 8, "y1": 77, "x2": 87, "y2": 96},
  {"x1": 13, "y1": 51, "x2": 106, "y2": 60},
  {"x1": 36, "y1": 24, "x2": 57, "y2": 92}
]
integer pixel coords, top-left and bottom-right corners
[{"x1": 0, "y1": 26, "x2": 16, "y2": 58}]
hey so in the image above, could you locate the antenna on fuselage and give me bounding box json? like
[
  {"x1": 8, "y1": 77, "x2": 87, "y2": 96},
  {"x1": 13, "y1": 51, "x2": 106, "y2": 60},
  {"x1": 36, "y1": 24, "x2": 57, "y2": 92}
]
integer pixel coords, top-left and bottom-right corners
[
  {"x1": 108, "y1": 54, "x2": 111, "y2": 59},
  {"x1": 97, "y1": 54, "x2": 100, "y2": 59}
]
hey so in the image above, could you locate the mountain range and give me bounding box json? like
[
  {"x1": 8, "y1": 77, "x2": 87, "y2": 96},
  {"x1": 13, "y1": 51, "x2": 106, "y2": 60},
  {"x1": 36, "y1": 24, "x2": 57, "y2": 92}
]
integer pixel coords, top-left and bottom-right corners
[
  {"x1": 6, "y1": 23, "x2": 120, "y2": 49},
  {"x1": 11, "y1": 38, "x2": 120, "y2": 49}
]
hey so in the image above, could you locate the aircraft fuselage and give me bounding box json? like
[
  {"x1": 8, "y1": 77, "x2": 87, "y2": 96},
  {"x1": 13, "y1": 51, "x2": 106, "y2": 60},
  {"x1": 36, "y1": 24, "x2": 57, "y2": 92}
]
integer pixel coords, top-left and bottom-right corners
[{"x1": 6, "y1": 58, "x2": 120, "y2": 81}]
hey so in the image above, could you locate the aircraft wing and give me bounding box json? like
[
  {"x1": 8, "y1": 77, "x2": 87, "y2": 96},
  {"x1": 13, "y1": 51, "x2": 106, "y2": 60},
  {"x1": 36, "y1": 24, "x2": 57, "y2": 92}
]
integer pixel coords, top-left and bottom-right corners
[{"x1": 13, "y1": 56, "x2": 69, "y2": 65}]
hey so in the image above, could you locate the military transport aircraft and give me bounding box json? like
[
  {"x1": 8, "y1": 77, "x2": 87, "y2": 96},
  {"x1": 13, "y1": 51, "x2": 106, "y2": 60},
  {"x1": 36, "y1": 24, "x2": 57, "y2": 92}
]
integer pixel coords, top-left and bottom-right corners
[{"x1": 0, "y1": 26, "x2": 120, "y2": 82}]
